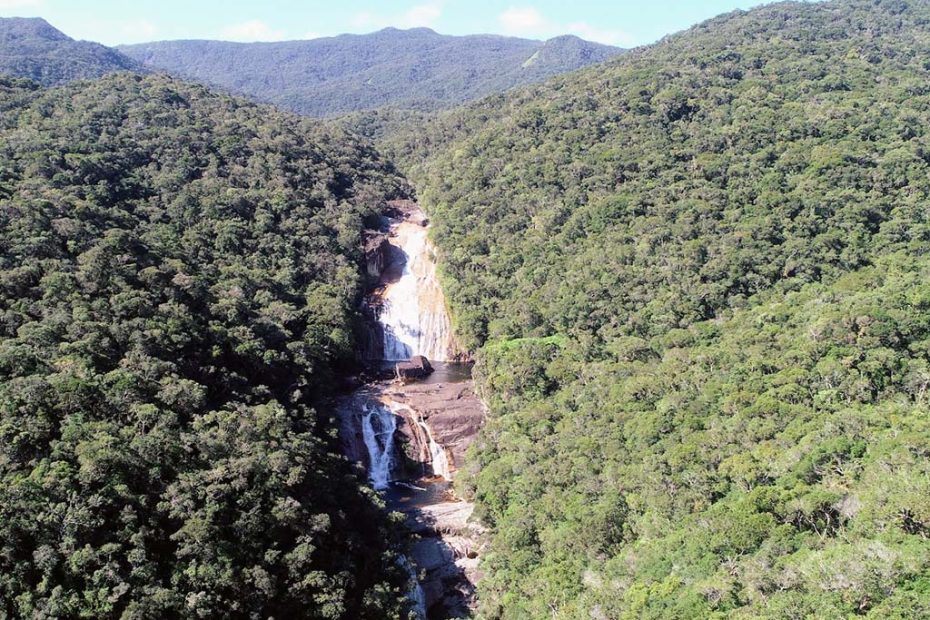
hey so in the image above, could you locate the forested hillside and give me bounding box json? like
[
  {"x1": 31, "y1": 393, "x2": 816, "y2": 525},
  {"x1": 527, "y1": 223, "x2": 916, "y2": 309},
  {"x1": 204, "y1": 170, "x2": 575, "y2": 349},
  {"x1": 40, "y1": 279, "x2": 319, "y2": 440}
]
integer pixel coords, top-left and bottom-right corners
[
  {"x1": 0, "y1": 74, "x2": 414, "y2": 618},
  {"x1": 0, "y1": 17, "x2": 139, "y2": 85},
  {"x1": 393, "y1": 0, "x2": 930, "y2": 616},
  {"x1": 119, "y1": 29, "x2": 622, "y2": 117}
]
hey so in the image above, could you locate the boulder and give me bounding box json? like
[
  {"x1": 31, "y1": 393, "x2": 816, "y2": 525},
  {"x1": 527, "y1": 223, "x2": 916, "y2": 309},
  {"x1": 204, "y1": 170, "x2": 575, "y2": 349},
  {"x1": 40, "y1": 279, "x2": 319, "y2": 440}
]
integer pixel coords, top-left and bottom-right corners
[
  {"x1": 395, "y1": 355, "x2": 433, "y2": 380},
  {"x1": 385, "y1": 199, "x2": 429, "y2": 227}
]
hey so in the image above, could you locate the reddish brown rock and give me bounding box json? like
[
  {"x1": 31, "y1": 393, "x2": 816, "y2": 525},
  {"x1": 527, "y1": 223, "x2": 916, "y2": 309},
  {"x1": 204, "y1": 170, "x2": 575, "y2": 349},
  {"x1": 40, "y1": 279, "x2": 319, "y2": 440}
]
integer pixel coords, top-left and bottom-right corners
[
  {"x1": 382, "y1": 380, "x2": 485, "y2": 475},
  {"x1": 364, "y1": 233, "x2": 392, "y2": 279},
  {"x1": 386, "y1": 198, "x2": 429, "y2": 226},
  {"x1": 335, "y1": 378, "x2": 487, "y2": 617},
  {"x1": 395, "y1": 355, "x2": 434, "y2": 381}
]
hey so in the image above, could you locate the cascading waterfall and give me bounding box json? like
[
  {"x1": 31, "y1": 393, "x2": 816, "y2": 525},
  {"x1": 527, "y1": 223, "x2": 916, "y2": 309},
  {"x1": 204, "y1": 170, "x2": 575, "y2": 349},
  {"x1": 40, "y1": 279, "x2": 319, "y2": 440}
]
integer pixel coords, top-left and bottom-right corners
[
  {"x1": 360, "y1": 403, "x2": 397, "y2": 490},
  {"x1": 361, "y1": 210, "x2": 459, "y2": 489},
  {"x1": 379, "y1": 218, "x2": 457, "y2": 362},
  {"x1": 399, "y1": 556, "x2": 427, "y2": 620},
  {"x1": 416, "y1": 417, "x2": 451, "y2": 481},
  {"x1": 347, "y1": 203, "x2": 478, "y2": 616}
]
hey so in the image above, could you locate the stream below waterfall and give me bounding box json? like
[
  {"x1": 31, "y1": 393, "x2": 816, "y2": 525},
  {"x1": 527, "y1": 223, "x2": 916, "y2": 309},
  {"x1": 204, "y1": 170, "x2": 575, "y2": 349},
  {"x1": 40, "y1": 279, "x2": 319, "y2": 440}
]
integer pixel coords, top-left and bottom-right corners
[{"x1": 337, "y1": 201, "x2": 485, "y2": 619}]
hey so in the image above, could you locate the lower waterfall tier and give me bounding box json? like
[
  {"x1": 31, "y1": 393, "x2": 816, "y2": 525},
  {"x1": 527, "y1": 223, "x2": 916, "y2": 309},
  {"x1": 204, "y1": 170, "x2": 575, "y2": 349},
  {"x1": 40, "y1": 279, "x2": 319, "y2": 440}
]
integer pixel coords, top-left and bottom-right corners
[
  {"x1": 337, "y1": 374, "x2": 484, "y2": 483},
  {"x1": 335, "y1": 370, "x2": 487, "y2": 618}
]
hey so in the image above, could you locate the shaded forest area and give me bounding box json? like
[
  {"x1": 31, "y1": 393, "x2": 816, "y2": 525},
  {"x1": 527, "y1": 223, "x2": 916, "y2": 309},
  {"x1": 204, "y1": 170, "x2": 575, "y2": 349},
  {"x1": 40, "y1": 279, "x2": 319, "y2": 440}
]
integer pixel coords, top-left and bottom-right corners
[{"x1": 0, "y1": 74, "x2": 416, "y2": 619}]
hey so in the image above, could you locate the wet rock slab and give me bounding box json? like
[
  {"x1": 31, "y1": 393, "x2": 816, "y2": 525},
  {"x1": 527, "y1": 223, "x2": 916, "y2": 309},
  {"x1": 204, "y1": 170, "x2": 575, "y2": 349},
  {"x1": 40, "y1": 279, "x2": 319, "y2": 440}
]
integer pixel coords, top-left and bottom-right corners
[
  {"x1": 397, "y1": 487, "x2": 485, "y2": 619},
  {"x1": 383, "y1": 381, "x2": 486, "y2": 473},
  {"x1": 336, "y1": 368, "x2": 486, "y2": 618}
]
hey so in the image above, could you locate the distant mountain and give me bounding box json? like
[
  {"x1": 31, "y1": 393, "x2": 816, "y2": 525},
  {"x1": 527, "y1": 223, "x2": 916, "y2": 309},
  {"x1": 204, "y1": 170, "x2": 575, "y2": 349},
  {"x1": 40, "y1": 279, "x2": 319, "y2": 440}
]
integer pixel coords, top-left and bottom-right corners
[
  {"x1": 0, "y1": 17, "x2": 139, "y2": 85},
  {"x1": 119, "y1": 28, "x2": 624, "y2": 117}
]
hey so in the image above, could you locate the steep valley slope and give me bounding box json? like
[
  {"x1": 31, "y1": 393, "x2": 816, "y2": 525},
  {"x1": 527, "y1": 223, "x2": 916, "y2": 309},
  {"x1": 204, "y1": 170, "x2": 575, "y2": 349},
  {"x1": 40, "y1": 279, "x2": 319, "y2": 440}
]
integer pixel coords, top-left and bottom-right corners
[
  {"x1": 388, "y1": 0, "x2": 930, "y2": 617},
  {"x1": 0, "y1": 73, "x2": 418, "y2": 619}
]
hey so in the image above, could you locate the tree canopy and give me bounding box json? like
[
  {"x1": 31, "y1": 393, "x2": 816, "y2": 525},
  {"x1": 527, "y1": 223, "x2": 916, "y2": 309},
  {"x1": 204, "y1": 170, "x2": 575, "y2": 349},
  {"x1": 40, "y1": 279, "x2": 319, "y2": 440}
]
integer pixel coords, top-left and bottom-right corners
[
  {"x1": 0, "y1": 18, "x2": 139, "y2": 86},
  {"x1": 119, "y1": 29, "x2": 622, "y2": 118},
  {"x1": 0, "y1": 73, "x2": 414, "y2": 619},
  {"x1": 389, "y1": 0, "x2": 930, "y2": 616}
]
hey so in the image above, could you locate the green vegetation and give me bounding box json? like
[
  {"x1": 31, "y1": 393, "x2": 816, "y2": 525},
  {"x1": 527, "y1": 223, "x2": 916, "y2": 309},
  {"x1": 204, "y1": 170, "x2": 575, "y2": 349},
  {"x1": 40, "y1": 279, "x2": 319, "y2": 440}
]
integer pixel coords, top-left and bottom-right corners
[
  {"x1": 118, "y1": 29, "x2": 622, "y2": 118},
  {"x1": 392, "y1": 0, "x2": 930, "y2": 616},
  {"x1": 0, "y1": 74, "x2": 414, "y2": 618},
  {"x1": 0, "y1": 18, "x2": 139, "y2": 86}
]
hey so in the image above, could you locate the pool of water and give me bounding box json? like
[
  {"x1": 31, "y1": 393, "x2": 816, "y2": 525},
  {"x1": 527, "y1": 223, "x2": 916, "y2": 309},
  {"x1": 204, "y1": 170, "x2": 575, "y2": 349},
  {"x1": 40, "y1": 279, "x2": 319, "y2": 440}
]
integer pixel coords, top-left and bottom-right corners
[
  {"x1": 385, "y1": 477, "x2": 454, "y2": 512},
  {"x1": 370, "y1": 361, "x2": 474, "y2": 385},
  {"x1": 418, "y1": 361, "x2": 473, "y2": 385}
]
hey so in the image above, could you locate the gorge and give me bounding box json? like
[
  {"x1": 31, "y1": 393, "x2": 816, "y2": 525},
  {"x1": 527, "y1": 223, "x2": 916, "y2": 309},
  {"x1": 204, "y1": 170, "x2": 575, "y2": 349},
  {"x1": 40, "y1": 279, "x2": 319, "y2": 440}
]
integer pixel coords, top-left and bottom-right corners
[
  {"x1": 339, "y1": 201, "x2": 486, "y2": 618},
  {"x1": 6, "y1": 2, "x2": 930, "y2": 617}
]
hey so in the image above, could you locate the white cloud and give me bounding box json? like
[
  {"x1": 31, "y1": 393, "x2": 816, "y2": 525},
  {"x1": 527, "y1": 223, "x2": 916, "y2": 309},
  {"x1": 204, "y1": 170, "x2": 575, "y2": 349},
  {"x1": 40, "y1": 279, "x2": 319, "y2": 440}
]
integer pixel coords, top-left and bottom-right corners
[
  {"x1": 220, "y1": 19, "x2": 286, "y2": 42},
  {"x1": 565, "y1": 21, "x2": 635, "y2": 47},
  {"x1": 401, "y1": 2, "x2": 442, "y2": 28},
  {"x1": 498, "y1": 6, "x2": 633, "y2": 47},
  {"x1": 350, "y1": 1, "x2": 443, "y2": 31},
  {"x1": 303, "y1": 30, "x2": 322, "y2": 40},
  {"x1": 119, "y1": 19, "x2": 157, "y2": 42},
  {"x1": 350, "y1": 11, "x2": 377, "y2": 29},
  {"x1": 498, "y1": 7, "x2": 546, "y2": 36},
  {"x1": 0, "y1": 0, "x2": 43, "y2": 9}
]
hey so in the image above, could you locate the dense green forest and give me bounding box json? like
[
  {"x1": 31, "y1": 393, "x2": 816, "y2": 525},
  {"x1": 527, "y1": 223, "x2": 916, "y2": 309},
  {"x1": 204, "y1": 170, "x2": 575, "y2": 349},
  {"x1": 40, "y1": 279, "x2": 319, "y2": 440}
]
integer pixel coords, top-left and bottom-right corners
[
  {"x1": 0, "y1": 74, "x2": 416, "y2": 618},
  {"x1": 6, "y1": 0, "x2": 930, "y2": 618},
  {"x1": 119, "y1": 29, "x2": 622, "y2": 118},
  {"x1": 390, "y1": 0, "x2": 930, "y2": 616},
  {"x1": 0, "y1": 18, "x2": 139, "y2": 86}
]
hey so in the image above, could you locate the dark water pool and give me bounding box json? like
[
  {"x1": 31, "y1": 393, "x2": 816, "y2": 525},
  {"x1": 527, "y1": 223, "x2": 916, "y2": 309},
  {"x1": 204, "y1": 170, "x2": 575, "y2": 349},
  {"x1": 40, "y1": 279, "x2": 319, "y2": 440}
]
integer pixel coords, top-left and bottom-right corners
[
  {"x1": 418, "y1": 361, "x2": 473, "y2": 385},
  {"x1": 384, "y1": 477, "x2": 453, "y2": 512},
  {"x1": 371, "y1": 361, "x2": 474, "y2": 385}
]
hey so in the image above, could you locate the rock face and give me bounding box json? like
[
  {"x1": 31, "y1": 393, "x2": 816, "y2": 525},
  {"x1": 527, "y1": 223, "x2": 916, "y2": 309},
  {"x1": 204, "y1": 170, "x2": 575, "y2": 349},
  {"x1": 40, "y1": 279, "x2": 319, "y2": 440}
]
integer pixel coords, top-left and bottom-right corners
[
  {"x1": 335, "y1": 371, "x2": 487, "y2": 617},
  {"x1": 386, "y1": 198, "x2": 429, "y2": 226},
  {"x1": 388, "y1": 380, "x2": 485, "y2": 474},
  {"x1": 403, "y1": 497, "x2": 484, "y2": 617},
  {"x1": 364, "y1": 233, "x2": 393, "y2": 280}
]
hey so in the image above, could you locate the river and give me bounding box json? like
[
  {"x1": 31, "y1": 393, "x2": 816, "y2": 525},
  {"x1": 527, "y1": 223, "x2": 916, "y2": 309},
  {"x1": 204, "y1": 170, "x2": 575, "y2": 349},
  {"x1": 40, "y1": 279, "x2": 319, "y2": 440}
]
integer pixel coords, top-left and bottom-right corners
[{"x1": 337, "y1": 200, "x2": 485, "y2": 619}]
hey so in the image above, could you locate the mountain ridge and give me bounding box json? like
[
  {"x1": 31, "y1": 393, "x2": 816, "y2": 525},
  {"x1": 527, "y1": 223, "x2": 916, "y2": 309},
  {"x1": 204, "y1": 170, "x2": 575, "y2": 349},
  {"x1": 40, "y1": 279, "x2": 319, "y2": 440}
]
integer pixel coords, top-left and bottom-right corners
[
  {"x1": 118, "y1": 28, "x2": 624, "y2": 117},
  {"x1": 0, "y1": 17, "x2": 139, "y2": 85}
]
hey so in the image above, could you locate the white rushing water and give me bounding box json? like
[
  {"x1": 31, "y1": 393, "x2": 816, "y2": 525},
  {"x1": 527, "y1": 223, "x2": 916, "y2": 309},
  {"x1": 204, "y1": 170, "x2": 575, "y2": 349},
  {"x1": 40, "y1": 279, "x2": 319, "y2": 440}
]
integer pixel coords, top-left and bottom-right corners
[
  {"x1": 398, "y1": 556, "x2": 427, "y2": 620},
  {"x1": 416, "y1": 416, "x2": 451, "y2": 481},
  {"x1": 360, "y1": 402, "x2": 397, "y2": 490},
  {"x1": 379, "y1": 219, "x2": 456, "y2": 361}
]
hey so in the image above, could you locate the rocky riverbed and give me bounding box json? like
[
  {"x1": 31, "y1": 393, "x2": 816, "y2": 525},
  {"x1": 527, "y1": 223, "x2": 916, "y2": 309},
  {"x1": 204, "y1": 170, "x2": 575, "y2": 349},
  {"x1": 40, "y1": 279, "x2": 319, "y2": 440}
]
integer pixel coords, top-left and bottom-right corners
[
  {"x1": 340, "y1": 199, "x2": 487, "y2": 617},
  {"x1": 337, "y1": 363, "x2": 486, "y2": 618}
]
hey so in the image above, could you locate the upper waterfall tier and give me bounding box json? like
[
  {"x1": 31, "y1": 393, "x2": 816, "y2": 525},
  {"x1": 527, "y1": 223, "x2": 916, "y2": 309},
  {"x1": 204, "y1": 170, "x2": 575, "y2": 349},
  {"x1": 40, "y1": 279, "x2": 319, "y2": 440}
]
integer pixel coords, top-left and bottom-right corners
[{"x1": 375, "y1": 210, "x2": 459, "y2": 362}]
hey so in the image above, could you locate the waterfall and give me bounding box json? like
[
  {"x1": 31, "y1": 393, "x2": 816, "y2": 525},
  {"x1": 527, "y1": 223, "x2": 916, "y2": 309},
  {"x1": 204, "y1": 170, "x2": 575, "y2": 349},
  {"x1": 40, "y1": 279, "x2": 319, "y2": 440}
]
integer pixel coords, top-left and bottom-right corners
[
  {"x1": 399, "y1": 556, "x2": 427, "y2": 620},
  {"x1": 379, "y1": 218, "x2": 457, "y2": 362},
  {"x1": 416, "y1": 416, "x2": 451, "y2": 481},
  {"x1": 360, "y1": 403, "x2": 397, "y2": 490}
]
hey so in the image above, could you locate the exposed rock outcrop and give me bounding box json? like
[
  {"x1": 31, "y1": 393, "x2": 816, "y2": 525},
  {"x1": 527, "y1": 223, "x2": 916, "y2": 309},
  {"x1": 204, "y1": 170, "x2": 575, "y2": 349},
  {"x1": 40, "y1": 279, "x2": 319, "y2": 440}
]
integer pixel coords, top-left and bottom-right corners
[
  {"x1": 387, "y1": 381, "x2": 485, "y2": 474},
  {"x1": 386, "y1": 198, "x2": 429, "y2": 226},
  {"x1": 404, "y1": 497, "x2": 485, "y2": 617},
  {"x1": 364, "y1": 232, "x2": 392, "y2": 279},
  {"x1": 335, "y1": 373, "x2": 487, "y2": 617}
]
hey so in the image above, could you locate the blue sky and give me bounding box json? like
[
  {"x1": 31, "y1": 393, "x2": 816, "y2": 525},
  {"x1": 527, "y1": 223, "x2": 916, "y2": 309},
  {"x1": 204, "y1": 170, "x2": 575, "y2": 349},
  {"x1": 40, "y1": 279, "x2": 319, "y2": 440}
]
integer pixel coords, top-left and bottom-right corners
[{"x1": 0, "y1": 0, "x2": 780, "y2": 47}]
